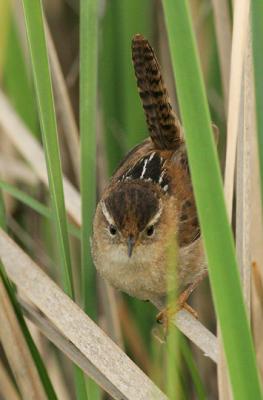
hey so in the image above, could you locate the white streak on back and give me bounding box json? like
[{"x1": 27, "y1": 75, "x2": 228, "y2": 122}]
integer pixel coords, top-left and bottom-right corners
[
  {"x1": 140, "y1": 158, "x2": 148, "y2": 179},
  {"x1": 149, "y1": 152, "x2": 155, "y2": 161}
]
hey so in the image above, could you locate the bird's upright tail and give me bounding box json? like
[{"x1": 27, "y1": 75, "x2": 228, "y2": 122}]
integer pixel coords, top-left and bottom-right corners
[{"x1": 132, "y1": 34, "x2": 182, "y2": 150}]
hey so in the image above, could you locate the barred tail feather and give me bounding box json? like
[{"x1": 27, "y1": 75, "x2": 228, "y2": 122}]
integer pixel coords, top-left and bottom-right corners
[{"x1": 132, "y1": 34, "x2": 182, "y2": 150}]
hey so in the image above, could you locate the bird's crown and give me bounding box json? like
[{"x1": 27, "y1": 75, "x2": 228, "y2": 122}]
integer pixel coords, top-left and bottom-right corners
[{"x1": 103, "y1": 181, "x2": 163, "y2": 236}]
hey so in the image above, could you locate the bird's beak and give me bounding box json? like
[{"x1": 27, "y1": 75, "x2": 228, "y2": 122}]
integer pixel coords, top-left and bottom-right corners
[{"x1": 127, "y1": 235, "x2": 135, "y2": 258}]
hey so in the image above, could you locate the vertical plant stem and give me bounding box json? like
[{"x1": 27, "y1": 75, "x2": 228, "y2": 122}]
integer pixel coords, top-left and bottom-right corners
[
  {"x1": 236, "y1": 36, "x2": 254, "y2": 310},
  {"x1": 250, "y1": 1, "x2": 263, "y2": 382},
  {"x1": 224, "y1": 0, "x2": 250, "y2": 218},
  {"x1": 252, "y1": 0, "x2": 263, "y2": 205},
  {"x1": 180, "y1": 336, "x2": 207, "y2": 400},
  {"x1": 162, "y1": 1, "x2": 262, "y2": 399},
  {"x1": 21, "y1": 2, "x2": 89, "y2": 399},
  {"x1": 219, "y1": 4, "x2": 250, "y2": 398},
  {"x1": 166, "y1": 327, "x2": 181, "y2": 399},
  {"x1": 22, "y1": 0, "x2": 74, "y2": 298},
  {"x1": 80, "y1": 0, "x2": 98, "y2": 323},
  {"x1": 45, "y1": 20, "x2": 80, "y2": 185},
  {"x1": 211, "y1": 0, "x2": 231, "y2": 110},
  {"x1": 166, "y1": 239, "x2": 181, "y2": 398},
  {"x1": 80, "y1": 0, "x2": 100, "y2": 398}
]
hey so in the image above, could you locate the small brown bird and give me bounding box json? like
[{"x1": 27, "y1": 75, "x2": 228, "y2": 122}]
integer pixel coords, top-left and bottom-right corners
[{"x1": 92, "y1": 34, "x2": 209, "y2": 318}]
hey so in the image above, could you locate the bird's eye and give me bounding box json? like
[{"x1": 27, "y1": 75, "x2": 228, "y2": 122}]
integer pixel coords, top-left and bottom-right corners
[
  {"x1": 146, "y1": 225, "x2": 154, "y2": 237},
  {"x1": 109, "y1": 224, "x2": 117, "y2": 236}
]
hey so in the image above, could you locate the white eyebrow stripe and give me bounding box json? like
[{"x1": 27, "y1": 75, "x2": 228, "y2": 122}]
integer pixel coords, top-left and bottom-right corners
[
  {"x1": 101, "y1": 201, "x2": 115, "y2": 225},
  {"x1": 147, "y1": 202, "x2": 163, "y2": 227},
  {"x1": 159, "y1": 170, "x2": 165, "y2": 184}
]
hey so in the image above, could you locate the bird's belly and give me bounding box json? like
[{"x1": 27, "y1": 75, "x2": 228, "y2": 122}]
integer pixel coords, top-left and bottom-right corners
[{"x1": 93, "y1": 238, "x2": 207, "y2": 301}]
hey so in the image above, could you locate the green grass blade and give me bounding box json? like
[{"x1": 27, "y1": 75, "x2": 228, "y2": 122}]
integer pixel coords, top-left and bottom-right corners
[
  {"x1": 80, "y1": 0, "x2": 98, "y2": 317},
  {"x1": 162, "y1": 1, "x2": 262, "y2": 399},
  {"x1": 21, "y1": 0, "x2": 74, "y2": 298},
  {"x1": 80, "y1": 0, "x2": 100, "y2": 398},
  {"x1": 252, "y1": 1, "x2": 263, "y2": 205},
  {"x1": 166, "y1": 326, "x2": 181, "y2": 399},
  {"x1": 21, "y1": 3, "x2": 90, "y2": 397}
]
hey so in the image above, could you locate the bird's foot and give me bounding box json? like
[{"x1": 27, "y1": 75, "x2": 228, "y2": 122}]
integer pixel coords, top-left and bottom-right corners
[
  {"x1": 156, "y1": 297, "x2": 198, "y2": 337},
  {"x1": 155, "y1": 272, "x2": 208, "y2": 336}
]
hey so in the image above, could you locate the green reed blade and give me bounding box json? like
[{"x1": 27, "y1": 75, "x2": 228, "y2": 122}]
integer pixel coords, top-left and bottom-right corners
[
  {"x1": 20, "y1": 2, "x2": 90, "y2": 398},
  {"x1": 21, "y1": 0, "x2": 73, "y2": 298},
  {"x1": 163, "y1": 1, "x2": 262, "y2": 399},
  {"x1": 252, "y1": 1, "x2": 263, "y2": 208},
  {"x1": 80, "y1": 0, "x2": 100, "y2": 398},
  {"x1": 80, "y1": 0, "x2": 98, "y2": 317}
]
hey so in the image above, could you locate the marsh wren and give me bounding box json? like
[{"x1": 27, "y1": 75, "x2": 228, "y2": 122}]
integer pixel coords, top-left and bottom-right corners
[{"x1": 92, "y1": 34, "x2": 209, "y2": 315}]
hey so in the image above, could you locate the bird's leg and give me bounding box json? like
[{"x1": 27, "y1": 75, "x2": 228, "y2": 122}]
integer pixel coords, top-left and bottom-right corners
[{"x1": 156, "y1": 271, "x2": 208, "y2": 332}]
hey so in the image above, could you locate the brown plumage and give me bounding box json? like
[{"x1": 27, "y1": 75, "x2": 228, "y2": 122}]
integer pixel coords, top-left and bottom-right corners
[{"x1": 92, "y1": 34, "x2": 208, "y2": 309}]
